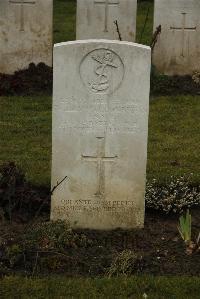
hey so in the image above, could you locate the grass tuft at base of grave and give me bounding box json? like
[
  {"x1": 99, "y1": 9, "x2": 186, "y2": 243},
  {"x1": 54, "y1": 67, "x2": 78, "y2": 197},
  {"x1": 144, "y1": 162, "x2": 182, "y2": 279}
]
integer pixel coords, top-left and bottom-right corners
[{"x1": 1, "y1": 275, "x2": 200, "y2": 299}]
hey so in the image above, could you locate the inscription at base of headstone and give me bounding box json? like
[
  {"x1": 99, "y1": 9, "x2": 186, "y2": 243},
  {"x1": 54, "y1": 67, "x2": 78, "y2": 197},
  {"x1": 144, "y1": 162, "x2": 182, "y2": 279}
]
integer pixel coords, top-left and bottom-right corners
[
  {"x1": 76, "y1": 0, "x2": 137, "y2": 42},
  {"x1": 51, "y1": 40, "x2": 151, "y2": 230},
  {"x1": 153, "y1": 0, "x2": 200, "y2": 75},
  {"x1": 0, "y1": 0, "x2": 52, "y2": 74}
]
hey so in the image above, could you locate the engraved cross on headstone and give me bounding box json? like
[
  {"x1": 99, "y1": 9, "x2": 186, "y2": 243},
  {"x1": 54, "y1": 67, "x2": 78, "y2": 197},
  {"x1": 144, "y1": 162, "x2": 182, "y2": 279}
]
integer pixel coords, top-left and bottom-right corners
[
  {"x1": 9, "y1": 0, "x2": 36, "y2": 32},
  {"x1": 170, "y1": 12, "x2": 196, "y2": 57},
  {"x1": 94, "y1": 0, "x2": 119, "y2": 32},
  {"x1": 82, "y1": 137, "x2": 118, "y2": 198}
]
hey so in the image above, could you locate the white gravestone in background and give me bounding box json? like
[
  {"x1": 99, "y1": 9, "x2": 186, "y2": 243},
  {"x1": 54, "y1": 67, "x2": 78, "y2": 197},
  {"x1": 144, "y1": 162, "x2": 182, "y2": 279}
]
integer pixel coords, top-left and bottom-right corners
[
  {"x1": 0, "y1": 0, "x2": 52, "y2": 74},
  {"x1": 153, "y1": 0, "x2": 200, "y2": 75},
  {"x1": 76, "y1": 0, "x2": 137, "y2": 42},
  {"x1": 51, "y1": 40, "x2": 151, "y2": 230}
]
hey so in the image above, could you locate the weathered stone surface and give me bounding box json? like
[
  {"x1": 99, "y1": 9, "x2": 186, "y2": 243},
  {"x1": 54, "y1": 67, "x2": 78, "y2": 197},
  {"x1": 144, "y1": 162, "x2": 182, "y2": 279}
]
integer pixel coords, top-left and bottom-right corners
[
  {"x1": 51, "y1": 40, "x2": 151, "y2": 230},
  {"x1": 0, "y1": 0, "x2": 52, "y2": 74},
  {"x1": 76, "y1": 0, "x2": 137, "y2": 42},
  {"x1": 153, "y1": 0, "x2": 200, "y2": 75}
]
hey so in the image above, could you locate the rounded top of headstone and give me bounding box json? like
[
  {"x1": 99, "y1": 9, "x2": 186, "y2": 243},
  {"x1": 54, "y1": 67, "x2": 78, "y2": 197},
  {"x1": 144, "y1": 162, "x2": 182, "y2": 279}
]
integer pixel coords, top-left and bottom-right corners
[{"x1": 54, "y1": 39, "x2": 151, "y2": 51}]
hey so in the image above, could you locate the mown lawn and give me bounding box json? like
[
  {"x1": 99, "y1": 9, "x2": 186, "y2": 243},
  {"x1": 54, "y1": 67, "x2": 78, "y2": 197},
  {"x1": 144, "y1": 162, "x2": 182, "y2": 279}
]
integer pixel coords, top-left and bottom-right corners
[
  {"x1": 0, "y1": 96, "x2": 51, "y2": 187},
  {"x1": 0, "y1": 95, "x2": 199, "y2": 186},
  {"x1": 54, "y1": 0, "x2": 76, "y2": 43},
  {"x1": 147, "y1": 95, "x2": 200, "y2": 183},
  {"x1": 136, "y1": 0, "x2": 154, "y2": 45},
  {"x1": 1, "y1": 275, "x2": 200, "y2": 299}
]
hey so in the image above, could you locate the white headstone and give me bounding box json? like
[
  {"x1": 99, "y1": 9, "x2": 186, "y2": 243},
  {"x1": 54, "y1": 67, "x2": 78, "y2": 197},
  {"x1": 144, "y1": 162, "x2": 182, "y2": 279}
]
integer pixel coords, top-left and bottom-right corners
[
  {"x1": 0, "y1": 0, "x2": 53, "y2": 74},
  {"x1": 51, "y1": 40, "x2": 151, "y2": 230},
  {"x1": 76, "y1": 0, "x2": 137, "y2": 42},
  {"x1": 153, "y1": 0, "x2": 200, "y2": 75}
]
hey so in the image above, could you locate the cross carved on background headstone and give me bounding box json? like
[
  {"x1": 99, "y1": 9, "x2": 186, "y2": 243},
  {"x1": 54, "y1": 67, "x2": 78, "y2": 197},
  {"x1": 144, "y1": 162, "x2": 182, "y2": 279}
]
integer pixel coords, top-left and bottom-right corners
[
  {"x1": 170, "y1": 12, "x2": 196, "y2": 57},
  {"x1": 9, "y1": 0, "x2": 36, "y2": 31},
  {"x1": 94, "y1": 0, "x2": 119, "y2": 32}
]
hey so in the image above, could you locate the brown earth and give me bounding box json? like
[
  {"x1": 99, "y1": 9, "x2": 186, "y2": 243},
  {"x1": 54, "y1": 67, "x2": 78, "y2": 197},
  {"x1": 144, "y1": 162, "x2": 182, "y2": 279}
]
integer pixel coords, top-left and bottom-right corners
[
  {"x1": 0, "y1": 63, "x2": 52, "y2": 96},
  {"x1": 0, "y1": 208, "x2": 199, "y2": 277},
  {"x1": 0, "y1": 163, "x2": 199, "y2": 277}
]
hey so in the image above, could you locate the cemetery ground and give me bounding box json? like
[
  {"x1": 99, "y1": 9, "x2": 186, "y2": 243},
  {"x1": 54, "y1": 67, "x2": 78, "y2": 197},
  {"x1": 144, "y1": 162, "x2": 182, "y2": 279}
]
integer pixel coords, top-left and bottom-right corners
[{"x1": 0, "y1": 0, "x2": 200, "y2": 297}]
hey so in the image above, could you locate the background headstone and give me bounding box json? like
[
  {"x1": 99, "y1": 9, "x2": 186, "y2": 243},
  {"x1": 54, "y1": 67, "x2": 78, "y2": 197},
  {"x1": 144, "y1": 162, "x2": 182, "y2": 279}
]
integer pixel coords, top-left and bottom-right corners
[
  {"x1": 51, "y1": 40, "x2": 151, "y2": 230},
  {"x1": 0, "y1": 0, "x2": 53, "y2": 74},
  {"x1": 153, "y1": 0, "x2": 200, "y2": 75},
  {"x1": 76, "y1": 0, "x2": 137, "y2": 42}
]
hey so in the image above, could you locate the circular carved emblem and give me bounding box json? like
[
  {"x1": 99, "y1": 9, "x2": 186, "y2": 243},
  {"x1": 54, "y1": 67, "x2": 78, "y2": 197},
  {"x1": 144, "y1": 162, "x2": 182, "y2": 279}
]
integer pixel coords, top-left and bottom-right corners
[{"x1": 80, "y1": 48, "x2": 124, "y2": 94}]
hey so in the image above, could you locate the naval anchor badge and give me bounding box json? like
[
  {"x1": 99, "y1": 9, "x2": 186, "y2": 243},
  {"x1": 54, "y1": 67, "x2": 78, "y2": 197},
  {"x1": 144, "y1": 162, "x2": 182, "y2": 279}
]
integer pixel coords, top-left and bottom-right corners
[{"x1": 80, "y1": 48, "x2": 124, "y2": 94}]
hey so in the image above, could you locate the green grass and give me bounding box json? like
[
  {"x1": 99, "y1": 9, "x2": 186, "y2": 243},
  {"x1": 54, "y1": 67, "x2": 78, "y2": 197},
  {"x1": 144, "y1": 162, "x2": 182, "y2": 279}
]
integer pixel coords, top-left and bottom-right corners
[
  {"x1": 54, "y1": 0, "x2": 76, "y2": 43},
  {"x1": 1, "y1": 275, "x2": 200, "y2": 299},
  {"x1": 136, "y1": 1, "x2": 154, "y2": 45},
  {"x1": 0, "y1": 95, "x2": 199, "y2": 186},
  {"x1": 147, "y1": 95, "x2": 200, "y2": 183},
  {"x1": 0, "y1": 96, "x2": 51, "y2": 187}
]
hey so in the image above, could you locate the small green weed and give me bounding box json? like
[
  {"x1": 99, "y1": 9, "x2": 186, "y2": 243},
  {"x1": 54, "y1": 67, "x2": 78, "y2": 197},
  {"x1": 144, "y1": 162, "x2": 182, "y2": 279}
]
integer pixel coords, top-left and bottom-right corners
[
  {"x1": 178, "y1": 210, "x2": 200, "y2": 255},
  {"x1": 178, "y1": 209, "x2": 192, "y2": 244}
]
